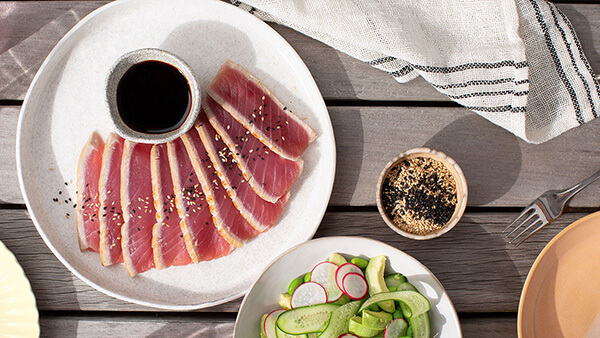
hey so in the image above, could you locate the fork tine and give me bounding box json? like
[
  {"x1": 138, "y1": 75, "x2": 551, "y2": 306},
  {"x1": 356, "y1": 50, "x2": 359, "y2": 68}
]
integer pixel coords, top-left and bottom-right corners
[
  {"x1": 502, "y1": 207, "x2": 534, "y2": 234},
  {"x1": 504, "y1": 209, "x2": 537, "y2": 238},
  {"x1": 509, "y1": 218, "x2": 543, "y2": 244},
  {"x1": 512, "y1": 220, "x2": 548, "y2": 247}
]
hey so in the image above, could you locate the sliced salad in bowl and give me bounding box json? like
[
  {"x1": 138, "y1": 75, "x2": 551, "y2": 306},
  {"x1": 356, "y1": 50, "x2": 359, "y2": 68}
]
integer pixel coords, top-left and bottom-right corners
[{"x1": 234, "y1": 237, "x2": 461, "y2": 338}]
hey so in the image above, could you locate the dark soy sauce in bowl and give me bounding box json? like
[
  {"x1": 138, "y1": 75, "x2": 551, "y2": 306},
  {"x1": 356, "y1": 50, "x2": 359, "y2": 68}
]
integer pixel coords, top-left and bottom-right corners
[{"x1": 116, "y1": 60, "x2": 191, "y2": 134}]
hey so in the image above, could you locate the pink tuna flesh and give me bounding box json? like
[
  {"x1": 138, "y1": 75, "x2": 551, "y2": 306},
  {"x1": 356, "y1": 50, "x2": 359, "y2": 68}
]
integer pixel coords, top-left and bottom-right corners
[
  {"x1": 151, "y1": 143, "x2": 192, "y2": 269},
  {"x1": 77, "y1": 131, "x2": 105, "y2": 252},
  {"x1": 181, "y1": 127, "x2": 259, "y2": 247},
  {"x1": 98, "y1": 133, "x2": 124, "y2": 265},
  {"x1": 120, "y1": 141, "x2": 156, "y2": 276},
  {"x1": 204, "y1": 95, "x2": 303, "y2": 203},
  {"x1": 207, "y1": 60, "x2": 316, "y2": 161},
  {"x1": 167, "y1": 138, "x2": 233, "y2": 263},
  {"x1": 196, "y1": 113, "x2": 289, "y2": 232}
]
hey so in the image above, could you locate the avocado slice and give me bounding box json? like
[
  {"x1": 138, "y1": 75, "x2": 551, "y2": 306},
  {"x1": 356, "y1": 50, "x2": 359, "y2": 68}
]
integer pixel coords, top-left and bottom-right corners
[
  {"x1": 365, "y1": 255, "x2": 395, "y2": 313},
  {"x1": 328, "y1": 252, "x2": 347, "y2": 266}
]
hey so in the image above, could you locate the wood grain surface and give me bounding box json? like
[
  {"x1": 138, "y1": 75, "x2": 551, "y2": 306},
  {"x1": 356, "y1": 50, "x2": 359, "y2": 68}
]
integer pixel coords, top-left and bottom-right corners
[
  {"x1": 5, "y1": 105, "x2": 600, "y2": 207},
  {"x1": 0, "y1": 208, "x2": 585, "y2": 313},
  {"x1": 1, "y1": 2, "x2": 599, "y2": 102},
  {"x1": 3, "y1": 1, "x2": 600, "y2": 337}
]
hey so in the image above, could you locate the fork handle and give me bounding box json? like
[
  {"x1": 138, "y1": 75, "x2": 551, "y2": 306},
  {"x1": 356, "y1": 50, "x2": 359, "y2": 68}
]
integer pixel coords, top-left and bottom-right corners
[{"x1": 556, "y1": 168, "x2": 600, "y2": 204}]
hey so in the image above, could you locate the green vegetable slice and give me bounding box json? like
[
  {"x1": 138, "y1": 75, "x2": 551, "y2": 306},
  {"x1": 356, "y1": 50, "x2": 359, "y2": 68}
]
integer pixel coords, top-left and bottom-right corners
[
  {"x1": 362, "y1": 310, "x2": 393, "y2": 330},
  {"x1": 348, "y1": 316, "x2": 382, "y2": 337},
  {"x1": 358, "y1": 291, "x2": 430, "y2": 318},
  {"x1": 384, "y1": 273, "x2": 407, "y2": 289},
  {"x1": 365, "y1": 255, "x2": 395, "y2": 313},
  {"x1": 408, "y1": 312, "x2": 431, "y2": 338},
  {"x1": 317, "y1": 301, "x2": 361, "y2": 338},
  {"x1": 276, "y1": 303, "x2": 339, "y2": 334}
]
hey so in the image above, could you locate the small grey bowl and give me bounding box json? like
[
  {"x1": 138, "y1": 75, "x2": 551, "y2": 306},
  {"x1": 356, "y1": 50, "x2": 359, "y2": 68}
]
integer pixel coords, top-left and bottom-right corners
[{"x1": 105, "y1": 48, "x2": 201, "y2": 144}]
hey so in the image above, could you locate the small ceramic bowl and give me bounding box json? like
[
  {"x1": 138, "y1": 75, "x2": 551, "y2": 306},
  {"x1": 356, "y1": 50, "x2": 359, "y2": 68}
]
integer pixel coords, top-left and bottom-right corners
[
  {"x1": 376, "y1": 148, "x2": 468, "y2": 240},
  {"x1": 105, "y1": 48, "x2": 201, "y2": 144}
]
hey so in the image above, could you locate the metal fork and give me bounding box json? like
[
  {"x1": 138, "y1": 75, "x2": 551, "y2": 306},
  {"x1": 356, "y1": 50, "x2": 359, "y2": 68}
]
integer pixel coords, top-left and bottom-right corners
[{"x1": 503, "y1": 169, "x2": 600, "y2": 246}]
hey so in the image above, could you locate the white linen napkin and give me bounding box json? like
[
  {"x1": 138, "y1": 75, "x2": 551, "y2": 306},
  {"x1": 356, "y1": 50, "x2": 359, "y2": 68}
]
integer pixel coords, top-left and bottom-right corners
[{"x1": 230, "y1": 0, "x2": 600, "y2": 143}]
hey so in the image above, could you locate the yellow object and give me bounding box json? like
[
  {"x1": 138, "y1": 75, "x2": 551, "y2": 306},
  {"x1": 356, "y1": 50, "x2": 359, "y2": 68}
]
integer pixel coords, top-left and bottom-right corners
[{"x1": 0, "y1": 241, "x2": 39, "y2": 337}]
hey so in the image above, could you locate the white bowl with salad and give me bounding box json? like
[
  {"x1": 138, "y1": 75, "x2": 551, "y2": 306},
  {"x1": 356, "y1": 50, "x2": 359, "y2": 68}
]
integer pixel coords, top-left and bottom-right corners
[{"x1": 234, "y1": 236, "x2": 461, "y2": 337}]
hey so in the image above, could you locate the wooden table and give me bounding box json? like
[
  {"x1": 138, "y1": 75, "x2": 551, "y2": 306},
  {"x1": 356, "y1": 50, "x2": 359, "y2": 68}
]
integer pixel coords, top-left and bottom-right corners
[{"x1": 2, "y1": 1, "x2": 600, "y2": 336}]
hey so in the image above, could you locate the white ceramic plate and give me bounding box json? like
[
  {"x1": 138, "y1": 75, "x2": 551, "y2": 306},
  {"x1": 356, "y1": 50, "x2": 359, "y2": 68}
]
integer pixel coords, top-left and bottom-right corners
[
  {"x1": 519, "y1": 211, "x2": 600, "y2": 337},
  {"x1": 234, "y1": 237, "x2": 462, "y2": 337},
  {"x1": 16, "y1": 0, "x2": 335, "y2": 309},
  {"x1": 0, "y1": 241, "x2": 39, "y2": 337}
]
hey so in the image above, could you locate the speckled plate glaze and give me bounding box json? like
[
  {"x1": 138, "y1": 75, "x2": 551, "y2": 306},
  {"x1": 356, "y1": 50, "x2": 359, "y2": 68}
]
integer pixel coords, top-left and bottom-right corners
[
  {"x1": 0, "y1": 241, "x2": 39, "y2": 337},
  {"x1": 234, "y1": 237, "x2": 462, "y2": 337},
  {"x1": 16, "y1": 0, "x2": 335, "y2": 309}
]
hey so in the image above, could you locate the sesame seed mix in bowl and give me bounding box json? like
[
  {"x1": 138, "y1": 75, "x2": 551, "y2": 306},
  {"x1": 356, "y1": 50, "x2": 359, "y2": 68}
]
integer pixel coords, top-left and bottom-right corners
[{"x1": 381, "y1": 157, "x2": 457, "y2": 236}]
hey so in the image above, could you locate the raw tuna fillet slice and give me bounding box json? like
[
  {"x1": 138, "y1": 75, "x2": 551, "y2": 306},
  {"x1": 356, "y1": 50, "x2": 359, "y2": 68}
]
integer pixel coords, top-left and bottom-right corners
[
  {"x1": 204, "y1": 95, "x2": 303, "y2": 203},
  {"x1": 207, "y1": 60, "x2": 317, "y2": 161},
  {"x1": 195, "y1": 113, "x2": 290, "y2": 232},
  {"x1": 121, "y1": 141, "x2": 156, "y2": 276},
  {"x1": 98, "y1": 133, "x2": 124, "y2": 266},
  {"x1": 150, "y1": 144, "x2": 192, "y2": 269},
  {"x1": 77, "y1": 131, "x2": 104, "y2": 252},
  {"x1": 181, "y1": 128, "x2": 259, "y2": 247},
  {"x1": 167, "y1": 138, "x2": 233, "y2": 263}
]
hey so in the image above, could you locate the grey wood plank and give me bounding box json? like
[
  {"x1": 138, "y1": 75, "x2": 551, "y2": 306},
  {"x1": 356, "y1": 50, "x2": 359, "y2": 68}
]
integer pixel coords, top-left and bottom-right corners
[
  {"x1": 1, "y1": 2, "x2": 600, "y2": 101},
  {"x1": 5, "y1": 105, "x2": 600, "y2": 207},
  {"x1": 0, "y1": 208, "x2": 587, "y2": 312},
  {"x1": 38, "y1": 313, "x2": 517, "y2": 338},
  {"x1": 40, "y1": 315, "x2": 235, "y2": 338}
]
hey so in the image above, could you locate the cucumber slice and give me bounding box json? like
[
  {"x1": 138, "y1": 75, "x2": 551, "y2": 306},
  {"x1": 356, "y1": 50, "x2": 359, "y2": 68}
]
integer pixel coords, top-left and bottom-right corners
[
  {"x1": 276, "y1": 303, "x2": 339, "y2": 335},
  {"x1": 362, "y1": 310, "x2": 393, "y2": 330},
  {"x1": 384, "y1": 273, "x2": 407, "y2": 289},
  {"x1": 348, "y1": 316, "x2": 382, "y2": 338},
  {"x1": 408, "y1": 312, "x2": 431, "y2": 338},
  {"x1": 331, "y1": 294, "x2": 351, "y2": 306},
  {"x1": 317, "y1": 301, "x2": 361, "y2": 338},
  {"x1": 276, "y1": 326, "x2": 307, "y2": 338},
  {"x1": 358, "y1": 291, "x2": 430, "y2": 318},
  {"x1": 393, "y1": 283, "x2": 417, "y2": 318}
]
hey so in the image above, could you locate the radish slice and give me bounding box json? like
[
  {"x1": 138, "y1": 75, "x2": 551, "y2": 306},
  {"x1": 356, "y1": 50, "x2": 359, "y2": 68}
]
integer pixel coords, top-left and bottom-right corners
[
  {"x1": 338, "y1": 334, "x2": 360, "y2": 338},
  {"x1": 384, "y1": 318, "x2": 409, "y2": 338},
  {"x1": 335, "y1": 263, "x2": 363, "y2": 293},
  {"x1": 264, "y1": 309, "x2": 286, "y2": 338},
  {"x1": 311, "y1": 261, "x2": 343, "y2": 302},
  {"x1": 291, "y1": 282, "x2": 328, "y2": 308},
  {"x1": 342, "y1": 272, "x2": 369, "y2": 300}
]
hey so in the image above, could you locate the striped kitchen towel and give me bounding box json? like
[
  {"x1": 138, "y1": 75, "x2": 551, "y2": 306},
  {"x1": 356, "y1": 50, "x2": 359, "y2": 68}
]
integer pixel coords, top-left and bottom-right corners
[{"x1": 230, "y1": 0, "x2": 599, "y2": 143}]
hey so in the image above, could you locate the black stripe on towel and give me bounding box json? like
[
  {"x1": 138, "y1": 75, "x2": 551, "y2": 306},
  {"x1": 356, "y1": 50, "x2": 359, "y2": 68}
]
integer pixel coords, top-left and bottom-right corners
[
  {"x1": 448, "y1": 90, "x2": 529, "y2": 100},
  {"x1": 368, "y1": 56, "x2": 398, "y2": 66},
  {"x1": 432, "y1": 78, "x2": 529, "y2": 90},
  {"x1": 388, "y1": 66, "x2": 413, "y2": 78},
  {"x1": 549, "y1": 3, "x2": 597, "y2": 119},
  {"x1": 555, "y1": 5, "x2": 599, "y2": 118},
  {"x1": 465, "y1": 105, "x2": 527, "y2": 113},
  {"x1": 530, "y1": 0, "x2": 584, "y2": 124},
  {"x1": 410, "y1": 60, "x2": 528, "y2": 74}
]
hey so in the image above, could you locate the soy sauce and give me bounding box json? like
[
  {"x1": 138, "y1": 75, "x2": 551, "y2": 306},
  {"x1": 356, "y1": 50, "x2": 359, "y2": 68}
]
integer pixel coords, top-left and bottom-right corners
[{"x1": 117, "y1": 60, "x2": 191, "y2": 134}]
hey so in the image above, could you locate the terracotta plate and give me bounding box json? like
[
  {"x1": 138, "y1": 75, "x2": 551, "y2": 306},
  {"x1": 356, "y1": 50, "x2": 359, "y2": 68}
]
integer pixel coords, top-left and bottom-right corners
[{"x1": 519, "y1": 211, "x2": 600, "y2": 337}]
